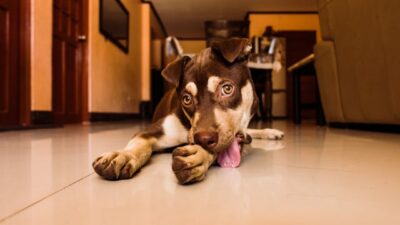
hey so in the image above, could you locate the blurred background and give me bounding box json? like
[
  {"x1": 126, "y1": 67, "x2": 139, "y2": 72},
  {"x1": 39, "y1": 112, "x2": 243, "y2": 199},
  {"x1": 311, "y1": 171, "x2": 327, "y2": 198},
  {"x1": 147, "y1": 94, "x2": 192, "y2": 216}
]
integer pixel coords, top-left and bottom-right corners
[{"x1": 1, "y1": 0, "x2": 399, "y2": 130}]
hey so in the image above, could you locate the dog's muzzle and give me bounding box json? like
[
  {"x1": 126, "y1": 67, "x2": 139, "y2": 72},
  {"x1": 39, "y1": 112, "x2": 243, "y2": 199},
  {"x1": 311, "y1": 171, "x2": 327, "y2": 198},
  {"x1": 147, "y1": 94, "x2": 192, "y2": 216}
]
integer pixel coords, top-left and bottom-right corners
[{"x1": 193, "y1": 131, "x2": 219, "y2": 152}]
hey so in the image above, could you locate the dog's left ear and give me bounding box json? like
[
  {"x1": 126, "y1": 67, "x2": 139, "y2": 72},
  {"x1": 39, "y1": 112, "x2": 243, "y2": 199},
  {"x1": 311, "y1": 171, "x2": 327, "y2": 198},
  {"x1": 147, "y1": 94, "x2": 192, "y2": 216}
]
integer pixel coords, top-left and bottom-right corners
[
  {"x1": 211, "y1": 38, "x2": 252, "y2": 63},
  {"x1": 161, "y1": 56, "x2": 191, "y2": 87}
]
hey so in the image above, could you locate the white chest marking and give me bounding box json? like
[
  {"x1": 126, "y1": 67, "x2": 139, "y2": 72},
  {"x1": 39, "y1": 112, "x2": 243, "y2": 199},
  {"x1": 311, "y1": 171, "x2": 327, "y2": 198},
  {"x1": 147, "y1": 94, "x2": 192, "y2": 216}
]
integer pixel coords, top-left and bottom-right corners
[{"x1": 155, "y1": 114, "x2": 188, "y2": 149}]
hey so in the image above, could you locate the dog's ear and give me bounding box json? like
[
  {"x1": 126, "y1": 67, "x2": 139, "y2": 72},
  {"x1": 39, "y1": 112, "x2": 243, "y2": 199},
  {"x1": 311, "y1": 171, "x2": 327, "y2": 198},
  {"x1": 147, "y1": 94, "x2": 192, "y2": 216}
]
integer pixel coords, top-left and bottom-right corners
[
  {"x1": 161, "y1": 56, "x2": 191, "y2": 87},
  {"x1": 211, "y1": 38, "x2": 252, "y2": 63}
]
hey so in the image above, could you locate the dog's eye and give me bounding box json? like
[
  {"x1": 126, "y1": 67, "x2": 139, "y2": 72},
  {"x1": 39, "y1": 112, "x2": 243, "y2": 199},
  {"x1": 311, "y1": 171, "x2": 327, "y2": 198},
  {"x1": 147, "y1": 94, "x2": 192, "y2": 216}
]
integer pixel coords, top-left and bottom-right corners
[
  {"x1": 221, "y1": 84, "x2": 234, "y2": 96},
  {"x1": 182, "y1": 94, "x2": 192, "y2": 105}
]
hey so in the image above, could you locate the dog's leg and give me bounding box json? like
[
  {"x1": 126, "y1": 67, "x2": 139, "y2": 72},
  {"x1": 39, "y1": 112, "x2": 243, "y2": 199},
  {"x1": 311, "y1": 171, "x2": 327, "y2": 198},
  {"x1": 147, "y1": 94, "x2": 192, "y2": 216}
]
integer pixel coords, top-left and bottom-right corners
[
  {"x1": 172, "y1": 145, "x2": 216, "y2": 184},
  {"x1": 247, "y1": 128, "x2": 284, "y2": 140},
  {"x1": 92, "y1": 114, "x2": 188, "y2": 180}
]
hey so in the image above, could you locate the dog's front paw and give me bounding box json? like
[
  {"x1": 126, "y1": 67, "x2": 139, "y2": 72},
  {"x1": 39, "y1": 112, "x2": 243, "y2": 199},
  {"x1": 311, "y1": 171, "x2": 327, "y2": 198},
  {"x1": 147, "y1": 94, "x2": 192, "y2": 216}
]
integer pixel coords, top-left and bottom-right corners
[
  {"x1": 92, "y1": 151, "x2": 139, "y2": 180},
  {"x1": 264, "y1": 128, "x2": 284, "y2": 140},
  {"x1": 172, "y1": 145, "x2": 214, "y2": 184}
]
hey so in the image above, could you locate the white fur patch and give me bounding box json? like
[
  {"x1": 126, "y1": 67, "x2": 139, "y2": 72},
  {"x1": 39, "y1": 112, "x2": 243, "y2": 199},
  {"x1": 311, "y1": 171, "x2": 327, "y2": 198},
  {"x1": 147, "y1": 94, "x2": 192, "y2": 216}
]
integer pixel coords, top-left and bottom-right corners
[
  {"x1": 237, "y1": 81, "x2": 254, "y2": 132},
  {"x1": 207, "y1": 76, "x2": 221, "y2": 93},
  {"x1": 185, "y1": 82, "x2": 198, "y2": 96},
  {"x1": 192, "y1": 112, "x2": 200, "y2": 126},
  {"x1": 244, "y1": 44, "x2": 252, "y2": 54},
  {"x1": 213, "y1": 108, "x2": 235, "y2": 145},
  {"x1": 155, "y1": 114, "x2": 188, "y2": 149},
  {"x1": 247, "y1": 128, "x2": 284, "y2": 140},
  {"x1": 188, "y1": 112, "x2": 200, "y2": 144}
]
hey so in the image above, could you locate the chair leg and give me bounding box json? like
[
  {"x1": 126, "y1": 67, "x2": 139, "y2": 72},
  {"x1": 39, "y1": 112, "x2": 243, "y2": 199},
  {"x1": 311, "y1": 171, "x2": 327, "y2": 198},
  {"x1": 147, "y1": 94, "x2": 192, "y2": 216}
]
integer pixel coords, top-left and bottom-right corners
[{"x1": 293, "y1": 73, "x2": 301, "y2": 124}]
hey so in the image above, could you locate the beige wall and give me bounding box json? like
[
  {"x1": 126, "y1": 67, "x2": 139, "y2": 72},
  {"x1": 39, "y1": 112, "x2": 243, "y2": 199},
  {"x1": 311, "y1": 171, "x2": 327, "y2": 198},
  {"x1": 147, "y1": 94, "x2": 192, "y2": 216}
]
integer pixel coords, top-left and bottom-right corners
[
  {"x1": 89, "y1": 0, "x2": 144, "y2": 113},
  {"x1": 31, "y1": 0, "x2": 52, "y2": 111},
  {"x1": 140, "y1": 4, "x2": 151, "y2": 102},
  {"x1": 179, "y1": 40, "x2": 206, "y2": 54},
  {"x1": 249, "y1": 14, "x2": 321, "y2": 40},
  {"x1": 151, "y1": 39, "x2": 163, "y2": 70},
  {"x1": 30, "y1": 0, "x2": 149, "y2": 114}
]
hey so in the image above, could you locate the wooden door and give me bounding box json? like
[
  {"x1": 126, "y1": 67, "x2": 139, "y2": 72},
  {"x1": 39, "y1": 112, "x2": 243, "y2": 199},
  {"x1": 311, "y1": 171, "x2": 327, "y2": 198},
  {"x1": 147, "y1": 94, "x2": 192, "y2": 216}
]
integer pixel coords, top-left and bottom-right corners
[
  {"x1": 53, "y1": 0, "x2": 85, "y2": 123},
  {"x1": 0, "y1": 0, "x2": 20, "y2": 127}
]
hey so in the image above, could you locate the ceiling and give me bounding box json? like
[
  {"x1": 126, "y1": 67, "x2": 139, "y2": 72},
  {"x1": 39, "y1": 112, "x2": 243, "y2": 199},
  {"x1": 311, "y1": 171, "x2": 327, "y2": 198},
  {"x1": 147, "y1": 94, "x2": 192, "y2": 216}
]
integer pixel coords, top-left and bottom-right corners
[{"x1": 146, "y1": 0, "x2": 318, "y2": 38}]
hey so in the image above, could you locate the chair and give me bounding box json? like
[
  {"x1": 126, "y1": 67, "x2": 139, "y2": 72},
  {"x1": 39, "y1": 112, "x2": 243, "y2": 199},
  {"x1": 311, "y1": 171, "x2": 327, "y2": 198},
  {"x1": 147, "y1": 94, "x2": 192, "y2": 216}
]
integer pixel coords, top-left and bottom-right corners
[{"x1": 314, "y1": 0, "x2": 400, "y2": 125}]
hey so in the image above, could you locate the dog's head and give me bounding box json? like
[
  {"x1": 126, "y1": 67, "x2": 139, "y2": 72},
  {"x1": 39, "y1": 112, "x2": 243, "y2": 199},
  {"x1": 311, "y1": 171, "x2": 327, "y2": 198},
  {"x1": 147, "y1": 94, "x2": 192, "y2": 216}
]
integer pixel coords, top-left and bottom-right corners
[{"x1": 162, "y1": 38, "x2": 258, "y2": 159}]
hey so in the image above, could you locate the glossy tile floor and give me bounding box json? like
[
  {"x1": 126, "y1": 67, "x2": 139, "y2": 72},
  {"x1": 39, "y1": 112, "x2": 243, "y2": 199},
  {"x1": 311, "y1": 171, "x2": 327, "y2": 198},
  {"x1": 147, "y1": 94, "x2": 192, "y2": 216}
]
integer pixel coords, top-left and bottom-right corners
[{"x1": 1, "y1": 120, "x2": 400, "y2": 225}]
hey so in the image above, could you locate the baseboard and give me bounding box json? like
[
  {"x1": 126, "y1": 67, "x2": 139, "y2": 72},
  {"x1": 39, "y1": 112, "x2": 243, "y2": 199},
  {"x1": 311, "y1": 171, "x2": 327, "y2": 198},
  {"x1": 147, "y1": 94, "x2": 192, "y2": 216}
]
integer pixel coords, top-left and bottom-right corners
[
  {"x1": 329, "y1": 122, "x2": 400, "y2": 133},
  {"x1": 89, "y1": 112, "x2": 141, "y2": 122},
  {"x1": 2, "y1": 110, "x2": 61, "y2": 131},
  {"x1": 31, "y1": 111, "x2": 54, "y2": 124}
]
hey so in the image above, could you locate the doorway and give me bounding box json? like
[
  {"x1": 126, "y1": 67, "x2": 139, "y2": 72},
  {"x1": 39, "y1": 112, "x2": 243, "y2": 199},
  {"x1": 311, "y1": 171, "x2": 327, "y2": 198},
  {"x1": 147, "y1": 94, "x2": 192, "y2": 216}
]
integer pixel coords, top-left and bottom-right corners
[
  {"x1": 0, "y1": 0, "x2": 30, "y2": 128},
  {"x1": 52, "y1": 0, "x2": 88, "y2": 124}
]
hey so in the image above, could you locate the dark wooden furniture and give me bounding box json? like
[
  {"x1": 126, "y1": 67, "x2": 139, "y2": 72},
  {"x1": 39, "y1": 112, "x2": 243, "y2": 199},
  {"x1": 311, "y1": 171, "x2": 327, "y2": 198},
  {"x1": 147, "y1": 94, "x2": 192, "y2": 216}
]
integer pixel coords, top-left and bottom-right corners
[{"x1": 288, "y1": 54, "x2": 325, "y2": 125}]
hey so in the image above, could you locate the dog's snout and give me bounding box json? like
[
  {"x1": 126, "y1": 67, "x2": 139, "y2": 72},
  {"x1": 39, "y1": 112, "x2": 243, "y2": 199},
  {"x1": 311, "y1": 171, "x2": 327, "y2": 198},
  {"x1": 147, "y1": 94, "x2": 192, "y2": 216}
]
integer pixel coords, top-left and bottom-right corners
[{"x1": 194, "y1": 131, "x2": 218, "y2": 151}]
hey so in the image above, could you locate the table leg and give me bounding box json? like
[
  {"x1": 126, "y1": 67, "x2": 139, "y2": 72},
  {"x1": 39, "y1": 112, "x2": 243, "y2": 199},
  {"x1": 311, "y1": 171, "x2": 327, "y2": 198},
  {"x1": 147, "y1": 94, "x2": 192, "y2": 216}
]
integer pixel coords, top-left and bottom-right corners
[
  {"x1": 255, "y1": 89, "x2": 264, "y2": 119},
  {"x1": 293, "y1": 72, "x2": 301, "y2": 124},
  {"x1": 264, "y1": 72, "x2": 273, "y2": 121}
]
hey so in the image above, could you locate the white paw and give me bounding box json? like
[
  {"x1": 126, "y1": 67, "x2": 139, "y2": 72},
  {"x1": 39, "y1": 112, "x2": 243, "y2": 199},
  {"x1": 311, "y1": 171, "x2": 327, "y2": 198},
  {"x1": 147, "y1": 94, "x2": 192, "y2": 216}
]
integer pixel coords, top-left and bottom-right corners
[{"x1": 263, "y1": 129, "x2": 284, "y2": 140}]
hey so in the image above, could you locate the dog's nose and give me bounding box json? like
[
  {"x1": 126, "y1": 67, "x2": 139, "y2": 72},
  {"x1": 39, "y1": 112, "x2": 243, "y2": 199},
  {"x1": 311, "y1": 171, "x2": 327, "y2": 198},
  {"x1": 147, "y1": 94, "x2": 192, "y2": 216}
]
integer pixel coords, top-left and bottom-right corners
[{"x1": 194, "y1": 131, "x2": 218, "y2": 151}]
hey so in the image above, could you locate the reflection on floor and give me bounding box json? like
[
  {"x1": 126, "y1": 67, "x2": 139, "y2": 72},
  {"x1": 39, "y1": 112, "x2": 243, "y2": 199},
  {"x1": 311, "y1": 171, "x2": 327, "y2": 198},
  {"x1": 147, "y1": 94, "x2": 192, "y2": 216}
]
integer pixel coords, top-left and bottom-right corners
[{"x1": 0, "y1": 120, "x2": 400, "y2": 225}]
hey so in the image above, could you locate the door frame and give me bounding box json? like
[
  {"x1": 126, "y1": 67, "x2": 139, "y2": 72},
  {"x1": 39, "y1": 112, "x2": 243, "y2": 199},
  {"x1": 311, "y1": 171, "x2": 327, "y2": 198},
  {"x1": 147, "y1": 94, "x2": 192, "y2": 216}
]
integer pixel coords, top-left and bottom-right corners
[
  {"x1": 18, "y1": 0, "x2": 31, "y2": 126},
  {"x1": 51, "y1": 0, "x2": 89, "y2": 124},
  {"x1": 80, "y1": 0, "x2": 89, "y2": 122}
]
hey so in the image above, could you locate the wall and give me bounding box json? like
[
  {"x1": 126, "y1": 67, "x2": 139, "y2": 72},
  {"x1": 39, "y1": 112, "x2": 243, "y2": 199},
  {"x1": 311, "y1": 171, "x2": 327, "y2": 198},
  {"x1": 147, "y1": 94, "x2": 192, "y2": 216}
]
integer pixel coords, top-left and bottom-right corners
[
  {"x1": 175, "y1": 13, "x2": 321, "y2": 54},
  {"x1": 151, "y1": 39, "x2": 162, "y2": 70},
  {"x1": 165, "y1": 14, "x2": 320, "y2": 57},
  {"x1": 30, "y1": 0, "x2": 147, "y2": 114},
  {"x1": 179, "y1": 40, "x2": 206, "y2": 54},
  {"x1": 140, "y1": 4, "x2": 151, "y2": 102},
  {"x1": 31, "y1": 0, "x2": 52, "y2": 111},
  {"x1": 89, "y1": 0, "x2": 144, "y2": 113},
  {"x1": 249, "y1": 14, "x2": 321, "y2": 40}
]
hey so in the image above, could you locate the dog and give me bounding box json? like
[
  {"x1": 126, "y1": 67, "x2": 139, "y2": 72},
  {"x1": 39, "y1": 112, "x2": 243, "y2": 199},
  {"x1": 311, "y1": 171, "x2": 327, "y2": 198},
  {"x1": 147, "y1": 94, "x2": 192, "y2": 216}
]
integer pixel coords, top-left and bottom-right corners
[{"x1": 92, "y1": 38, "x2": 284, "y2": 184}]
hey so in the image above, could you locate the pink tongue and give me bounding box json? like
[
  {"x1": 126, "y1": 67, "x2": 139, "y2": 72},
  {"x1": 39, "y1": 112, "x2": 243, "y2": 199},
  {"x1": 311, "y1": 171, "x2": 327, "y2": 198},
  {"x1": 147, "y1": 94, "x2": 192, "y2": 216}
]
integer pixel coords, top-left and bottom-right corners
[{"x1": 217, "y1": 138, "x2": 241, "y2": 168}]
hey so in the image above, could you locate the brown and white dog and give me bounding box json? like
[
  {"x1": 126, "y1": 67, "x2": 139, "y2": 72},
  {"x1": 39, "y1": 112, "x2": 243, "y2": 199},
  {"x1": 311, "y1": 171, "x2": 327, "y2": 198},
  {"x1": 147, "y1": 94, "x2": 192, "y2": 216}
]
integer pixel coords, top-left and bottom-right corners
[{"x1": 92, "y1": 38, "x2": 284, "y2": 184}]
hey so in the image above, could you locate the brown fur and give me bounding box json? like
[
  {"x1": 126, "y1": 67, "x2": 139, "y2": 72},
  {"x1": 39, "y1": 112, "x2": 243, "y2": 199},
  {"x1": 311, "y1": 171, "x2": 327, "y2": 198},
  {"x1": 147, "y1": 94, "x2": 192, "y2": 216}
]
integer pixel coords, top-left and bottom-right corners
[{"x1": 92, "y1": 38, "x2": 283, "y2": 184}]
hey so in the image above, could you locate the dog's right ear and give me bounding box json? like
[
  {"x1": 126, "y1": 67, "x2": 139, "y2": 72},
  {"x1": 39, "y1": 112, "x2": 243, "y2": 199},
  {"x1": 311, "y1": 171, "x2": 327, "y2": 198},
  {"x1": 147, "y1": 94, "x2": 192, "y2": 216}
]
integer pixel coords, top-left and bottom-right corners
[{"x1": 161, "y1": 56, "x2": 191, "y2": 87}]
